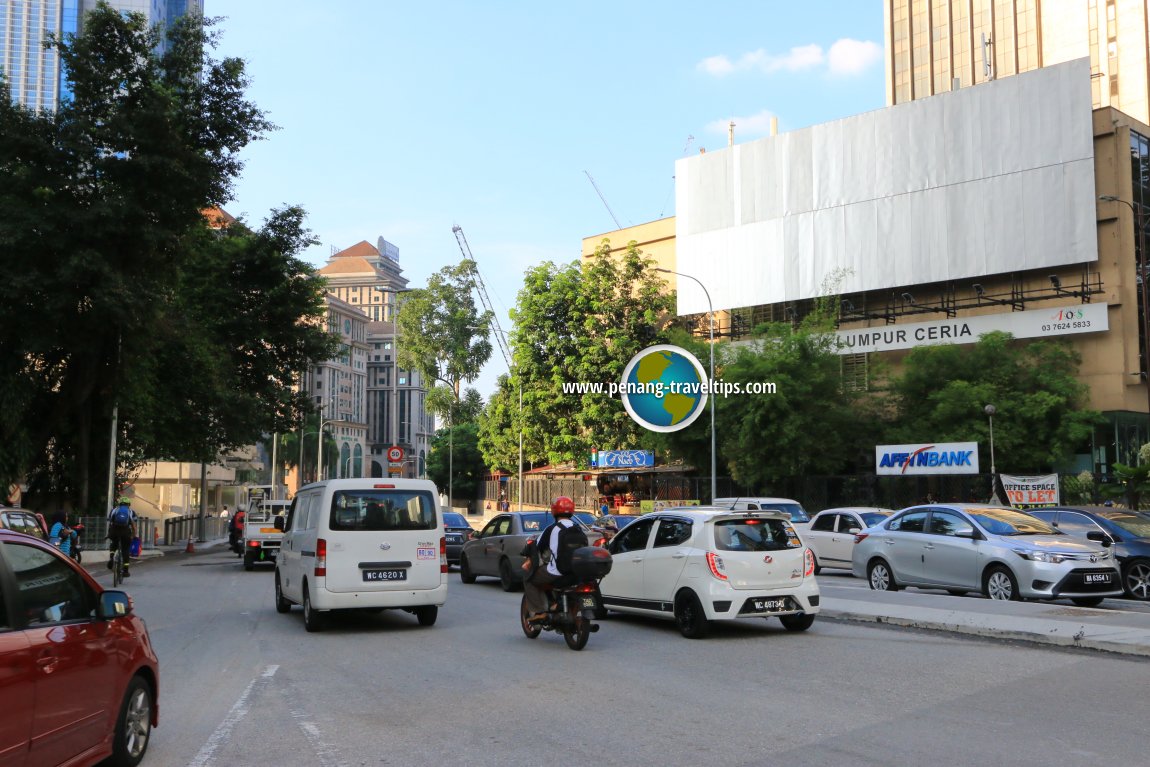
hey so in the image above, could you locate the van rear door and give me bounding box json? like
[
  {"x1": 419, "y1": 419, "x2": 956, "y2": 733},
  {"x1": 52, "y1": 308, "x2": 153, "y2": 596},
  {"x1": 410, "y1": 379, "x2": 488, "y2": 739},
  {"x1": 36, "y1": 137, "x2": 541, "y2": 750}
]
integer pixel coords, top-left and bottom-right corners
[{"x1": 322, "y1": 488, "x2": 443, "y2": 593}]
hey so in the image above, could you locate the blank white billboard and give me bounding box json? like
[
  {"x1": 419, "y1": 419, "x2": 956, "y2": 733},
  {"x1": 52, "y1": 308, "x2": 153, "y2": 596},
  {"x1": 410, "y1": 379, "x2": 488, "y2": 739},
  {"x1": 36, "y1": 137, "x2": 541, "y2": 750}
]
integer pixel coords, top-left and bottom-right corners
[{"x1": 674, "y1": 58, "x2": 1097, "y2": 316}]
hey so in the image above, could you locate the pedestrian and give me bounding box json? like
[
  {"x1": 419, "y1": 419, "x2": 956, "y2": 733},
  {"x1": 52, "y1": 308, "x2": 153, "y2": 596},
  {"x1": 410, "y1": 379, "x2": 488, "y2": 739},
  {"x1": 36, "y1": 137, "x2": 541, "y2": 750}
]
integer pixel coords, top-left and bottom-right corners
[
  {"x1": 219, "y1": 504, "x2": 229, "y2": 519},
  {"x1": 49, "y1": 511, "x2": 73, "y2": 556}
]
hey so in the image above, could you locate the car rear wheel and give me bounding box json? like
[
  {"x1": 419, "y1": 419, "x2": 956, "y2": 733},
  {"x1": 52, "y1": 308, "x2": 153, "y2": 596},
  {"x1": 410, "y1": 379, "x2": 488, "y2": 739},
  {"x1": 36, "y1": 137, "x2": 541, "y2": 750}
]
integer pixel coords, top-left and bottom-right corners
[
  {"x1": 498, "y1": 558, "x2": 520, "y2": 592},
  {"x1": 1124, "y1": 559, "x2": 1150, "y2": 600},
  {"x1": 1070, "y1": 596, "x2": 1105, "y2": 607},
  {"x1": 779, "y1": 613, "x2": 815, "y2": 632},
  {"x1": 867, "y1": 559, "x2": 900, "y2": 591},
  {"x1": 274, "y1": 573, "x2": 291, "y2": 614},
  {"x1": 460, "y1": 554, "x2": 476, "y2": 584},
  {"x1": 984, "y1": 566, "x2": 1020, "y2": 601},
  {"x1": 107, "y1": 675, "x2": 152, "y2": 767},
  {"x1": 303, "y1": 583, "x2": 325, "y2": 632},
  {"x1": 674, "y1": 590, "x2": 710, "y2": 639},
  {"x1": 414, "y1": 605, "x2": 438, "y2": 626}
]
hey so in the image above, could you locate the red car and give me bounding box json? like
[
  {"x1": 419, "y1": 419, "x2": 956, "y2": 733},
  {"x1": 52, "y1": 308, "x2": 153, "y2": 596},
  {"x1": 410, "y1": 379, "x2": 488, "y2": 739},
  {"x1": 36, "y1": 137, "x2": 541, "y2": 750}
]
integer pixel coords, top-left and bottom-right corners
[{"x1": 0, "y1": 528, "x2": 159, "y2": 766}]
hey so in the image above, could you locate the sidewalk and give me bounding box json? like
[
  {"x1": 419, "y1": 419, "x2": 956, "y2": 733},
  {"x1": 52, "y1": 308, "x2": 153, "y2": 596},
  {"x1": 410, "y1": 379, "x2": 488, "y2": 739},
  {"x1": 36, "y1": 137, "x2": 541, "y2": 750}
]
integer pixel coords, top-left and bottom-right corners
[
  {"x1": 819, "y1": 585, "x2": 1150, "y2": 657},
  {"x1": 80, "y1": 536, "x2": 230, "y2": 577}
]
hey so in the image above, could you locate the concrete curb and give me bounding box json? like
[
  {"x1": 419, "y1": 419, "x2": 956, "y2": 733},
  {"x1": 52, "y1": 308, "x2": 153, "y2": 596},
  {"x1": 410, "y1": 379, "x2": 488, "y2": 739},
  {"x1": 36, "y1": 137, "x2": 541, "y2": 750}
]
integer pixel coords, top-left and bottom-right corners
[{"x1": 820, "y1": 607, "x2": 1150, "y2": 658}]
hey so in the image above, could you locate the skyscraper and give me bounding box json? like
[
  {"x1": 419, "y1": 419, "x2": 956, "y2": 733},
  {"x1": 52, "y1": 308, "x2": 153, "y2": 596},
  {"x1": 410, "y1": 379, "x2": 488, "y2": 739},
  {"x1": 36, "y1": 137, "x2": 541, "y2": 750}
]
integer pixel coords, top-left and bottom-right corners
[
  {"x1": 884, "y1": 0, "x2": 1150, "y2": 124},
  {"x1": 0, "y1": 0, "x2": 202, "y2": 112}
]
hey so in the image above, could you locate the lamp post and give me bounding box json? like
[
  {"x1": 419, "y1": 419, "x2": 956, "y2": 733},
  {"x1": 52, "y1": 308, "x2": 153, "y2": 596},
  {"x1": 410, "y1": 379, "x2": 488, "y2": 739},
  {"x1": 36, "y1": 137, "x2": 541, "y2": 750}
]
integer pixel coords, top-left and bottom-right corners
[
  {"x1": 1100, "y1": 194, "x2": 1150, "y2": 429},
  {"x1": 655, "y1": 267, "x2": 716, "y2": 503},
  {"x1": 984, "y1": 404, "x2": 1000, "y2": 504},
  {"x1": 317, "y1": 417, "x2": 336, "y2": 481}
]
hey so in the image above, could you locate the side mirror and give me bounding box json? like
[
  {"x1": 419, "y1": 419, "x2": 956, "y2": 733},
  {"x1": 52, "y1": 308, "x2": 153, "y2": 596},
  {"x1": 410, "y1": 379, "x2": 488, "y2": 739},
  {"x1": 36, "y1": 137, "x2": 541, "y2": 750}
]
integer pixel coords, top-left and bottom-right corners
[
  {"x1": 1086, "y1": 530, "x2": 1113, "y2": 547},
  {"x1": 273, "y1": 517, "x2": 285, "y2": 531},
  {"x1": 98, "y1": 590, "x2": 133, "y2": 620},
  {"x1": 954, "y1": 527, "x2": 976, "y2": 539},
  {"x1": 845, "y1": 526, "x2": 861, "y2": 534}
]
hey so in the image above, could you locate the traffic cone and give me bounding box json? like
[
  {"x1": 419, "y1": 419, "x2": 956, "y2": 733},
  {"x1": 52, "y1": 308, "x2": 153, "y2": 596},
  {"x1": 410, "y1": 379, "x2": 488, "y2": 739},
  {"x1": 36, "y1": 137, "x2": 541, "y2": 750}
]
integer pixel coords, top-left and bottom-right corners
[{"x1": 185, "y1": 537, "x2": 195, "y2": 554}]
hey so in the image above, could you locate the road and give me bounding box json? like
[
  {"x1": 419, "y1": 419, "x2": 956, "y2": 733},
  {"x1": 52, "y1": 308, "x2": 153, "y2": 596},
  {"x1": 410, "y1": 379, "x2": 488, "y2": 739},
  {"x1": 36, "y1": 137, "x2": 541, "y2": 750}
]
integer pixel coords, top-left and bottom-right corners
[{"x1": 97, "y1": 547, "x2": 1147, "y2": 767}]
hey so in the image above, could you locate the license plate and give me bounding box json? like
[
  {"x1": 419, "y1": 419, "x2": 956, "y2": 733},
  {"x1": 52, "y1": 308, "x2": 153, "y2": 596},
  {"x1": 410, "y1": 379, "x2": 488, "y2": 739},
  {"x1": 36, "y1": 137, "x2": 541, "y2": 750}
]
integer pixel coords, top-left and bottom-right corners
[
  {"x1": 446, "y1": 536, "x2": 462, "y2": 543},
  {"x1": 752, "y1": 598, "x2": 787, "y2": 612},
  {"x1": 1084, "y1": 573, "x2": 1112, "y2": 584},
  {"x1": 580, "y1": 596, "x2": 596, "y2": 609},
  {"x1": 363, "y1": 569, "x2": 406, "y2": 582}
]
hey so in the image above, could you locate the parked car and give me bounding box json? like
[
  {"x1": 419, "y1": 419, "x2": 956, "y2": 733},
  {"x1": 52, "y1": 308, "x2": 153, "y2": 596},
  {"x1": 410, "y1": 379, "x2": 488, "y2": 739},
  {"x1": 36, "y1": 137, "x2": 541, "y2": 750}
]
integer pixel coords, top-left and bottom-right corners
[
  {"x1": 598, "y1": 506, "x2": 819, "y2": 638},
  {"x1": 805, "y1": 507, "x2": 894, "y2": 572},
  {"x1": 713, "y1": 497, "x2": 811, "y2": 526},
  {"x1": 1028, "y1": 506, "x2": 1150, "y2": 600},
  {"x1": 0, "y1": 507, "x2": 49, "y2": 540},
  {"x1": 442, "y1": 511, "x2": 475, "y2": 566},
  {"x1": 852, "y1": 503, "x2": 1122, "y2": 605},
  {"x1": 459, "y1": 511, "x2": 555, "y2": 591},
  {"x1": 0, "y1": 528, "x2": 160, "y2": 766}
]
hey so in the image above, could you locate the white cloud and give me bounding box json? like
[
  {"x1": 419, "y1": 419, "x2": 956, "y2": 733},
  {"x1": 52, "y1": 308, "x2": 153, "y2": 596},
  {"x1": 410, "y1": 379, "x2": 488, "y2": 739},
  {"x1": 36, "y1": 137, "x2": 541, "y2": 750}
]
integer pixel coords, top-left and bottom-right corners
[
  {"x1": 706, "y1": 109, "x2": 777, "y2": 139},
  {"x1": 697, "y1": 39, "x2": 879, "y2": 77},
  {"x1": 827, "y1": 38, "x2": 882, "y2": 76}
]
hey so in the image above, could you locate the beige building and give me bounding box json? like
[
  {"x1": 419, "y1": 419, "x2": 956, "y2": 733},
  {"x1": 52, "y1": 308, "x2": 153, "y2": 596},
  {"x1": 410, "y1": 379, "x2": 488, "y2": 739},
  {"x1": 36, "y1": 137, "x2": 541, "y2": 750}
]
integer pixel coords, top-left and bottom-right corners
[{"x1": 884, "y1": 0, "x2": 1150, "y2": 124}]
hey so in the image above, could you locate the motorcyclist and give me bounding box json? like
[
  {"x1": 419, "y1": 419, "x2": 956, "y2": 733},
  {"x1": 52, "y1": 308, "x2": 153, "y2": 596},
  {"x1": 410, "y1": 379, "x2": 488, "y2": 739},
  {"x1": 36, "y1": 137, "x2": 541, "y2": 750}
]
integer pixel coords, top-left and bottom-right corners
[
  {"x1": 228, "y1": 506, "x2": 246, "y2": 553},
  {"x1": 107, "y1": 496, "x2": 137, "y2": 578},
  {"x1": 523, "y1": 496, "x2": 580, "y2": 622}
]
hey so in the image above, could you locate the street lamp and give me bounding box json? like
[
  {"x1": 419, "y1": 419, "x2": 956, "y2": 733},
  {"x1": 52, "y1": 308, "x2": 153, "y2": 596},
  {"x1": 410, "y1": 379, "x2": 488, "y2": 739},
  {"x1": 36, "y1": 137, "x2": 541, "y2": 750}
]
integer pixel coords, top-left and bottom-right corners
[
  {"x1": 656, "y1": 267, "x2": 716, "y2": 503},
  {"x1": 984, "y1": 404, "x2": 1001, "y2": 504},
  {"x1": 1100, "y1": 194, "x2": 1150, "y2": 430},
  {"x1": 375, "y1": 287, "x2": 416, "y2": 478}
]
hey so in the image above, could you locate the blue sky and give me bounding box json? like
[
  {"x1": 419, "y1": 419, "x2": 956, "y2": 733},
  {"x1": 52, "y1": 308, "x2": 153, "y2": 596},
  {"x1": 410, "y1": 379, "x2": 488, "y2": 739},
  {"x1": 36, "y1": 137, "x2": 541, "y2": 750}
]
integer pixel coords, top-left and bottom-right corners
[{"x1": 206, "y1": 1, "x2": 887, "y2": 397}]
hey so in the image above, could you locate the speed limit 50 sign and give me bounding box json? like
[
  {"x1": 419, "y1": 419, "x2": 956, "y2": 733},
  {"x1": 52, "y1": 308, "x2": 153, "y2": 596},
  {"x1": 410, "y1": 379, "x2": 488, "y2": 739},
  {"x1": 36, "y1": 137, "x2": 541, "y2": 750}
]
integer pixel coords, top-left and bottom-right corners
[{"x1": 387, "y1": 446, "x2": 404, "y2": 463}]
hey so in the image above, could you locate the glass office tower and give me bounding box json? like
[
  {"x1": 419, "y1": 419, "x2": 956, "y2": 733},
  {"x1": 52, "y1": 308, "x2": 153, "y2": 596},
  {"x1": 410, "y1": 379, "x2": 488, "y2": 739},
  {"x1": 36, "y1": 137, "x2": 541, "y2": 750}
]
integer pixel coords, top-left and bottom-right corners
[{"x1": 0, "y1": 0, "x2": 201, "y2": 111}]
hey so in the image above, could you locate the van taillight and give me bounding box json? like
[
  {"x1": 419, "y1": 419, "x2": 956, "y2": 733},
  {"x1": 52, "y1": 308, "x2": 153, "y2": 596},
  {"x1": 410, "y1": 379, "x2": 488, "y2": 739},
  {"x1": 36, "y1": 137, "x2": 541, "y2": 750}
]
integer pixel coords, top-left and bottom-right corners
[
  {"x1": 315, "y1": 538, "x2": 327, "y2": 577},
  {"x1": 440, "y1": 536, "x2": 447, "y2": 574}
]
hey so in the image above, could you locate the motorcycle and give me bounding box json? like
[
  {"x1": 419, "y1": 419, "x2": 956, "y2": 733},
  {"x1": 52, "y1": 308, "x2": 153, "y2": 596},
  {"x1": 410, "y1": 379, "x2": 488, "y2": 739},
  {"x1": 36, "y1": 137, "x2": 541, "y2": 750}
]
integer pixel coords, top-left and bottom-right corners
[
  {"x1": 68, "y1": 523, "x2": 84, "y2": 564},
  {"x1": 519, "y1": 546, "x2": 613, "y2": 651}
]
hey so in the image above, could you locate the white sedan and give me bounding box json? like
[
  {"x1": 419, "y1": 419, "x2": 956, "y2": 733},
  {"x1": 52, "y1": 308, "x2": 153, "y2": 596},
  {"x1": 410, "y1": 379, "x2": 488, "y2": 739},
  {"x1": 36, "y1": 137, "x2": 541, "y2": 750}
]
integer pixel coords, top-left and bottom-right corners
[{"x1": 805, "y1": 507, "x2": 894, "y2": 573}]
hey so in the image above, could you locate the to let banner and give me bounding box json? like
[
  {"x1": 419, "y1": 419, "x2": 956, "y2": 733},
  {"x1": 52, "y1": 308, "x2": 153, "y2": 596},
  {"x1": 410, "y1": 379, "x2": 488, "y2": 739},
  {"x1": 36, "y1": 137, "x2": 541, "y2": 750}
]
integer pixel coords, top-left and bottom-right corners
[{"x1": 1001, "y1": 474, "x2": 1060, "y2": 508}]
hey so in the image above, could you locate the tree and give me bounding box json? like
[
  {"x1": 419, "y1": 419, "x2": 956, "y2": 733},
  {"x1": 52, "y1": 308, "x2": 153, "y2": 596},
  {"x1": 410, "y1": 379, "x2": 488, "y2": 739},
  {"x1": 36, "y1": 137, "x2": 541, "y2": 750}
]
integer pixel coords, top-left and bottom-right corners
[
  {"x1": 887, "y1": 332, "x2": 1101, "y2": 472},
  {"x1": 0, "y1": 6, "x2": 331, "y2": 510},
  {"x1": 494, "y1": 241, "x2": 674, "y2": 468},
  {"x1": 426, "y1": 423, "x2": 483, "y2": 501}
]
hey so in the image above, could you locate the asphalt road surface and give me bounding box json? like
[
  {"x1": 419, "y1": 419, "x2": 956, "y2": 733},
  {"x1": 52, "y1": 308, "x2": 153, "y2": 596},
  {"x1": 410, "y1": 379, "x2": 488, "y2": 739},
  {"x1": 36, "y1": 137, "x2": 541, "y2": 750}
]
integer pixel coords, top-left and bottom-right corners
[{"x1": 99, "y1": 547, "x2": 1147, "y2": 767}]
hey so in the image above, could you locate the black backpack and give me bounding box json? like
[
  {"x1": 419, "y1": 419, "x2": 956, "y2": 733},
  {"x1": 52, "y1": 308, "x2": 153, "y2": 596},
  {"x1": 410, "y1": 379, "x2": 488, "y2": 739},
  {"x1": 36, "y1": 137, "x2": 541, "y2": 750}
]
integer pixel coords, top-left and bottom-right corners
[{"x1": 547, "y1": 520, "x2": 588, "y2": 576}]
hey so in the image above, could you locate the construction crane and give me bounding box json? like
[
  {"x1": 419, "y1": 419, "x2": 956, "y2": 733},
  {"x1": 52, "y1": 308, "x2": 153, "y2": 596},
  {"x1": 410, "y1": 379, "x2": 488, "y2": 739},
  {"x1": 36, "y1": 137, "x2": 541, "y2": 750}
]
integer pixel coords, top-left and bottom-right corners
[
  {"x1": 452, "y1": 225, "x2": 512, "y2": 370},
  {"x1": 584, "y1": 170, "x2": 623, "y2": 230}
]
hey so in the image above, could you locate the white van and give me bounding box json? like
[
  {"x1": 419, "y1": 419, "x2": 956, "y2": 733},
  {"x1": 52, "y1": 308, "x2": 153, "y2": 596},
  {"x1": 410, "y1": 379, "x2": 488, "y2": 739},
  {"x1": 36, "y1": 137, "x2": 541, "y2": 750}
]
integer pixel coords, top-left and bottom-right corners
[
  {"x1": 274, "y1": 478, "x2": 447, "y2": 632},
  {"x1": 713, "y1": 497, "x2": 810, "y2": 526}
]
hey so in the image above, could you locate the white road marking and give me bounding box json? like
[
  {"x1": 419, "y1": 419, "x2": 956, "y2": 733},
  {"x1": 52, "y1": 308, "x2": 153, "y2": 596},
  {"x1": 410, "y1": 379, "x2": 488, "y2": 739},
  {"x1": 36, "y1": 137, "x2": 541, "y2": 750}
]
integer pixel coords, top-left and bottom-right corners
[{"x1": 185, "y1": 665, "x2": 279, "y2": 767}]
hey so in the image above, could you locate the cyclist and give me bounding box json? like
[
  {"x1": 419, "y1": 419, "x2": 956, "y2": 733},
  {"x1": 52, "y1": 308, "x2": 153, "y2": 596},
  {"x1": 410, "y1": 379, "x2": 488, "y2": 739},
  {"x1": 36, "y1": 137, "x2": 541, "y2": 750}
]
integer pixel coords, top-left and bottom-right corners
[{"x1": 107, "y1": 496, "x2": 137, "y2": 578}]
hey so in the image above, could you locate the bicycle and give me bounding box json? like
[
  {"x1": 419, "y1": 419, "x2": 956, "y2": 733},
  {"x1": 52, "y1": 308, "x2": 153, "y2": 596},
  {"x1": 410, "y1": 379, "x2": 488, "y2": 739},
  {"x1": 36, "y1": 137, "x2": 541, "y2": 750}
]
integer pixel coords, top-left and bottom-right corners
[{"x1": 111, "y1": 546, "x2": 125, "y2": 587}]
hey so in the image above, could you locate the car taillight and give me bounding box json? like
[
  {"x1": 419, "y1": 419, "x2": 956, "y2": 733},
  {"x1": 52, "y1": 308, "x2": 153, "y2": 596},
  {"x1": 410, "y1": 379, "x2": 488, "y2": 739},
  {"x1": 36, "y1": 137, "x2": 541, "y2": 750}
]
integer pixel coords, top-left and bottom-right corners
[
  {"x1": 804, "y1": 548, "x2": 815, "y2": 577},
  {"x1": 706, "y1": 551, "x2": 728, "y2": 581},
  {"x1": 440, "y1": 536, "x2": 447, "y2": 574},
  {"x1": 853, "y1": 533, "x2": 869, "y2": 545},
  {"x1": 315, "y1": 538, "x2": 326, "y2": 577},
  {"x1": 248, "y1": 540, "x2": 259, "y2": 547}
]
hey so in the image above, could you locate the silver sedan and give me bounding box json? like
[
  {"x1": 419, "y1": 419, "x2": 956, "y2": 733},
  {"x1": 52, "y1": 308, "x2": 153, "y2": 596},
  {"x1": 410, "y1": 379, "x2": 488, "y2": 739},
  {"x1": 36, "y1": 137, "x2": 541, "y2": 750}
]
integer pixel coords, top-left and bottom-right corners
[{"x1": 851, "y1": 503, "x2": 1122, "y2": 605}]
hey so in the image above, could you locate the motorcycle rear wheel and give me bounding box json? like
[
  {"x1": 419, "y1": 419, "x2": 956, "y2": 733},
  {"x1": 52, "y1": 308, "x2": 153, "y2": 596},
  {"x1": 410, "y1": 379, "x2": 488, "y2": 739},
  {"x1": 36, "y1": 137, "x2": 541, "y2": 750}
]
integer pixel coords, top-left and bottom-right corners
[
  {"x1": 520, "y1": 594, "x2": 542, "y2": 639},
  {"x1": 562, "y1": 603, "x2": 590, "y2": 651}
]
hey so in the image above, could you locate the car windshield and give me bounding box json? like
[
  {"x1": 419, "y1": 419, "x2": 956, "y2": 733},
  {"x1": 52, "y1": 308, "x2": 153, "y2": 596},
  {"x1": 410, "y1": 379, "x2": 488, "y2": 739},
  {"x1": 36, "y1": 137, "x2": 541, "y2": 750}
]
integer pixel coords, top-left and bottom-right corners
[
  {"x1": 520, "y1": 513, "x2": 553, "y2": 532},
  {"x1": 968, "y1": 507, "x2": 1058, "y2": 536},
  {"x1": 860, "y1": 511, "x2": 893, "y2": 527},
  {"x1": 442, "y1": 512, "x2": 470, "y2": 528},
  {"x1": 713, "y1": 518, "x2": 802, "y2": 551},
  {"x1": 756, "y1": 503, "x2": 809, "y2": 523},
  {"x1": 573, "y1": 512, "x2": 597, "y2": 526},
  {"x1": 1102, "y1": 512, "x2": 1150, "y2": 538}
]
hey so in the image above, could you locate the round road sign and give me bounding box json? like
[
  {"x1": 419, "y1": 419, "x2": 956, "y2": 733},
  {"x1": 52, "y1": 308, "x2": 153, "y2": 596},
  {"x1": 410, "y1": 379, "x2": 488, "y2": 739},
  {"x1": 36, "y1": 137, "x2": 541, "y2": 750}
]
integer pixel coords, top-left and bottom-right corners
[{"x1": 387, "y1": 446, "x2": 404, "y2": 463}]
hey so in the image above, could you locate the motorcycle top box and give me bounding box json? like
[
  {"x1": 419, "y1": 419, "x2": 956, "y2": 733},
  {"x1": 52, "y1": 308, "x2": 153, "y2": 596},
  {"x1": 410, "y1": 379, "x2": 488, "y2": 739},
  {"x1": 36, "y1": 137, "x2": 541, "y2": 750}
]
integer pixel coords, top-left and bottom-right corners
[{"x1": 570, "y1": 546, "x2": 612, "y2": 579}]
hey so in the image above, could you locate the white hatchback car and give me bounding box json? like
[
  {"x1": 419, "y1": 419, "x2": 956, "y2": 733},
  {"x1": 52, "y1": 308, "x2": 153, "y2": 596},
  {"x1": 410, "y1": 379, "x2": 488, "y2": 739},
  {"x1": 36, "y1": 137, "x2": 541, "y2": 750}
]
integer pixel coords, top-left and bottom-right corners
[
  {"x1": 805, "y1": 507, "x2": 895, "y2": 572},
  {"x1": 598, "y1": 507, "x2": 819, "y2": 638}
]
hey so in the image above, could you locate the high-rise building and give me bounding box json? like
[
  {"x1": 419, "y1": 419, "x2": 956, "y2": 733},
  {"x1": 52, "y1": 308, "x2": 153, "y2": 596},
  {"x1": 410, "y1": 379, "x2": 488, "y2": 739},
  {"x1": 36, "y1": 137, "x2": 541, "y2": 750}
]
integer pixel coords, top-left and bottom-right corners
[
  {"x1": 883, "y1": 0, "x2": 1150, "y2": 124},
  {"x1": 0, "y1": 0, "x2": 202, "y2": 112}
]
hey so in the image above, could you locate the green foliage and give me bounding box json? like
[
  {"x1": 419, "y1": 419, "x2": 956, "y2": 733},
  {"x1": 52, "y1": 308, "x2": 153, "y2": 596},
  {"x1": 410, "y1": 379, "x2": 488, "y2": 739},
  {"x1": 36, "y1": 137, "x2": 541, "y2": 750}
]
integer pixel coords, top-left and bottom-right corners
[
  {"x1": 0, "y1": 7, "x2": 329, "y2": 509},
  {"x1": 477, "y1": 374, "x2": 520, "y2": 473},
  {"x1": 1061, "y1": 470, "x2": 1097, "y2": 506},
  {"x1": 887, "y1": 332, "x2": 1102, "y2": 472},
  {"x1": 490, "y1": 241, "x2": 674, "y2": 469},
  {"x1": 426, "y1": 422, "x2": 483, "y2": 503},
  {"x1": 395, "y1": 260, "x2": 492, "y2": 396},
  {"x1": 1100, "y1": 461, "x2": 1150, "y2": 511}
]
